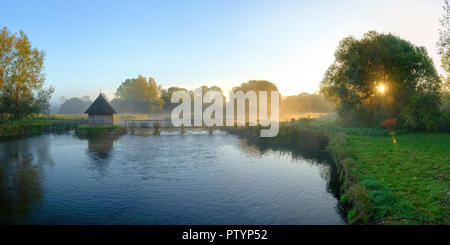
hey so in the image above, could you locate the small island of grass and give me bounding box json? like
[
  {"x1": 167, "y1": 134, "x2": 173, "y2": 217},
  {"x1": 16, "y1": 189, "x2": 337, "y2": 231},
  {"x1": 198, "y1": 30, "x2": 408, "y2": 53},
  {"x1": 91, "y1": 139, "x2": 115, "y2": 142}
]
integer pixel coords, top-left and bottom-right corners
[{"x1": 76, "y1": 125, "x2": 127, "y2": 137}]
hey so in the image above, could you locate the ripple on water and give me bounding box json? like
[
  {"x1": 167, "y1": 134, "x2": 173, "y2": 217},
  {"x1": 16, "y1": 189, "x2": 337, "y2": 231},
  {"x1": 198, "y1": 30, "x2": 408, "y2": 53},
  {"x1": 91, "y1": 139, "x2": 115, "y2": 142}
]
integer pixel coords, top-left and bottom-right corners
[{"x1": 0, "y1": 132, "x2": 345, "y2": 225}]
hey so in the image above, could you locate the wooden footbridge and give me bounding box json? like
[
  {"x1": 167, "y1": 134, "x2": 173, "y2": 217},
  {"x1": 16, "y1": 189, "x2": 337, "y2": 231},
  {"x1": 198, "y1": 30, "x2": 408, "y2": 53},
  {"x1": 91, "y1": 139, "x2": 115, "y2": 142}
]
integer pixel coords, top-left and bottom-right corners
[
  {"x1": 125, "y1": 119, "x2": 174, "y2": 129},
  {"x1": 124, "y1": 119, "x2": 240, "y2": 134}
]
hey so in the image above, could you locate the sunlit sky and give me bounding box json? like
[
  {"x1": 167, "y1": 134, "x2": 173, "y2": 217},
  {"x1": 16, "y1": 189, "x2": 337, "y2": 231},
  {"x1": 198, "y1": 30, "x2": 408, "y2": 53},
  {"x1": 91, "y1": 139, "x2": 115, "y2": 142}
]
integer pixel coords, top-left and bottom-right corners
[{"x1": 0, "y1": 0, "x2": 445, "y2": 104}]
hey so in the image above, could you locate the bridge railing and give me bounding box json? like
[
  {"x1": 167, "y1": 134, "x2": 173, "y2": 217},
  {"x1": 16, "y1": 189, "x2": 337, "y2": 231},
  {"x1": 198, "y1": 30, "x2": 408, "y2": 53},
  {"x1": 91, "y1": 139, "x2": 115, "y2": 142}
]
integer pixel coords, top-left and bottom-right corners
[
  {"x1": 124, "y1": 120, "x2": 175, "y2": 128},
  {"x1": 124, "y1": 119, "x2": 254, "y2": 128}
]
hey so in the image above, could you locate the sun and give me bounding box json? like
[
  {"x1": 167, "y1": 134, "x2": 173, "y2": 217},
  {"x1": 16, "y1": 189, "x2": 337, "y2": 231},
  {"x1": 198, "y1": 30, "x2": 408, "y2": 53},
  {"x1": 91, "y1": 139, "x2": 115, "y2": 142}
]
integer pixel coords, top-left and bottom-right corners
[{"x1": 377, "y1": 84, "x2": 386, "y2": 93}]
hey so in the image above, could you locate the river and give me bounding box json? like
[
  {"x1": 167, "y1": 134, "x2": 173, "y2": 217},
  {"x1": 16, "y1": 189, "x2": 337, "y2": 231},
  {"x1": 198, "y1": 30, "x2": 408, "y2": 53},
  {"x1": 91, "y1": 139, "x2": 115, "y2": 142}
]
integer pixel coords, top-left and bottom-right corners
[{"x1": 0, "y1": 131, "x2": 345, "y2": 224}]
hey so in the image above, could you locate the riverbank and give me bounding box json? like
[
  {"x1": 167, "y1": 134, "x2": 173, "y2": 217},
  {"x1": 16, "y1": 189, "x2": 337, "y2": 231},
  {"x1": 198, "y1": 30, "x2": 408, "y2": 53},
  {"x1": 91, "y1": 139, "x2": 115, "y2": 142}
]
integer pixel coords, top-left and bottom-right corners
[
  {"x1": 329, "y1": 132, "x2": 449, "y2": 225},
  {"x1": 0, "y1": 114, "x2": 137, "y2": 139},
  {"x1": 229, "y1": 118, "x2": 449, "y2": 224},
  {"x1": 0, "y1": 119, "x2": 52, "y2": 138},
  {"x1": 0, "y1": 116, "x2": 88, "y2": 139},
  {"x1": 227, "y1": 125, "x2": 329, "y2": 152}
]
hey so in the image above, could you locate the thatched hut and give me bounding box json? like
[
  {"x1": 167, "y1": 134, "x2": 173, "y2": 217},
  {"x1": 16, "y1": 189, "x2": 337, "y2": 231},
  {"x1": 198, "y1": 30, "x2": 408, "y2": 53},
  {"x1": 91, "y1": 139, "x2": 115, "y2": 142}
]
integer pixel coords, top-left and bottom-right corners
[{"x1": 84, "y1": 94, "x2": 117, "y2": 126}]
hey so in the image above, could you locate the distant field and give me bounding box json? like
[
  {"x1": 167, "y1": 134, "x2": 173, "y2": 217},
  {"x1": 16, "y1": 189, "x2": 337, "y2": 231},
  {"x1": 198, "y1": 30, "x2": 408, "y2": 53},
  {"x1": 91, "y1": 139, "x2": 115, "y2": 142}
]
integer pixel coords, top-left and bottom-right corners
[
  {"x1": 280, "y1": 112, "x2": 331, "y2": 122},
  {"x1": 42, "y1": 113, "x2": 154, "y2": 124}
]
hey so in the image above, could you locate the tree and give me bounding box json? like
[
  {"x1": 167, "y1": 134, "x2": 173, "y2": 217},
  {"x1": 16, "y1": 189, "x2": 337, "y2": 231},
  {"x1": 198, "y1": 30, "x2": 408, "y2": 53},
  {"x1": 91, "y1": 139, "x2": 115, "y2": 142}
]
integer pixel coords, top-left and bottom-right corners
[
  {"x1": 320, "y1": 31, "x2": 441, "y2": 130},
  {"x1": 0, "y1": 27, "x2": 54, "y2": 120},
  {"x1": 161, "y1": 86, "x2": 188, "y2": 112},
  {"x1": 232, "y1": 80, "x2": 279, "y2": 93},
  {"x1": 58, "y1": 97, "x2": 92, "y2": 114},
  {"x1": 114, "y1": 75, "x2": 164, "y2": 114},
  {"x1": 438, "y1": 0, "x2": 450, "y2": 116},
  {"x1": 231, "y1": 80, "x2": 280, "y2": 121},
  {"x1": 438, "y1": 0, "x2": 450, "y2": 74},
  {"x1": 197, "y1": 85, "x2": 225, "y2": 111}
]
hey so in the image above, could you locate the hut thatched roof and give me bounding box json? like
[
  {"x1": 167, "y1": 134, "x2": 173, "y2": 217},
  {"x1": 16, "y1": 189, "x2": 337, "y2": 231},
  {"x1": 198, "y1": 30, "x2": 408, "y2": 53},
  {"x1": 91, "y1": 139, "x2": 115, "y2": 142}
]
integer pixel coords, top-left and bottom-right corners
[{"x1": 84, "y1": 94, "x2": 117, "y2": 114}]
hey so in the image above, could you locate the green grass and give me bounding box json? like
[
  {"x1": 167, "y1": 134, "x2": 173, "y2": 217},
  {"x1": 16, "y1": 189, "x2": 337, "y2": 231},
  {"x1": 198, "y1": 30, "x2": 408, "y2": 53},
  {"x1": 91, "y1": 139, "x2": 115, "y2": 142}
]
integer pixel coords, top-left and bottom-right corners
[
  {"x1": 288, "y1": 116, "x2": 410, "y2": 136},
  {"x1": 0, "y1": 119, "x2": 52, "y2": 138},
  {"x1": 0, "y1": 116, "x2": 88, "y2": 139},
  {"x1": 335, "y1": 133, "x2": 449, "y2": 224},
  {"x1": 0, "y1": 113, "x2": 148, "y2": 139},
  {"x1": 76, "y1": 125, "x2": 126, "y2": 137},
  {"x1": 35, "y1": 114, "x2": 88, "y2": 121},
  {"x1": 253, "y1": 116, "x2": 449, "y2": 224},
  {"x1": 152, "y1": 129, "x2": 161, "y2": 135},
  {"x1": 39, "y1": 113, "x2": 152, "y2": 125},
  {"x1": 76, "y1": 125, "x2": 121, "y2": 129},
  {"x1": 228, "y1": 125, "x2": 329, "y2": 152}
]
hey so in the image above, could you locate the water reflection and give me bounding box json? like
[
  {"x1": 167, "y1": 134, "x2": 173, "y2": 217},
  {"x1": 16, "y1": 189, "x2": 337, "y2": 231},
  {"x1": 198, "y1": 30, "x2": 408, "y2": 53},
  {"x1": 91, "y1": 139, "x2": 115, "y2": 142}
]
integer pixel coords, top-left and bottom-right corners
[
  {"x1": 0, "y1": 136, "x2": 53, "y2": 224},
  {"x1": 238, "y1": 138, "x2": 342, "y2": 200},
  {"x1": 0, "y1": 133, "x2": 345, "y2": 224},
  {"x1": 86, "y1": 136, "x2": 117, "y2": 176},
  {"x1": 87, "y1": 136, "x2": 115, "y2": 160}
]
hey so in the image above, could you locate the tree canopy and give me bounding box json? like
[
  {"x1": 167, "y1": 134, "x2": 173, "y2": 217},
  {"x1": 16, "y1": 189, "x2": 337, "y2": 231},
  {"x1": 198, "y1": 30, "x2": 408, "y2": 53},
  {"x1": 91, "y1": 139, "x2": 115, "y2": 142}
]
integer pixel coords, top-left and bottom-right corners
[
  {"x1": 58, "y1": 96, "x2": 92, "y2": 114},
  {"x1": 113, "y1": 75, "x2": 164, "y2": 114},
  {"x1": 0, "y1": 27, "x2": 53, "y2": 120},
  {"x1": 230, "y1": 80, "x2": 280, "y2": 121},
  {"x1": 320, "y1": 31, "x2": 441, "y2": 130},
  {"x1": 438, "y1": 0, "x2": 450, "y2": 74},
  {"x1": 438, "y1": 0, "x2": 450, "y2": 115},
  {"x1": 232, "y1": 80, "x2": 279, "y2": 93},
  {"x1": 161, "y1": 86, "x2": 189, "y2": 112}
]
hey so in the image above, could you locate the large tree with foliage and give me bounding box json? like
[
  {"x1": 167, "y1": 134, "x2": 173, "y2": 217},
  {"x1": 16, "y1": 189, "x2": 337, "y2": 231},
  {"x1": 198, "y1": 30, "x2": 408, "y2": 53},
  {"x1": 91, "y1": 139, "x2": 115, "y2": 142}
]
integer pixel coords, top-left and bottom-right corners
[
  {"x1": 320, "y1": 31, "x2": 441, "y2": 130},
  {"x1": 232, "y1": 80, "x2": 278, "y2": 93},
  {"x1": 113, "y1": 75, "x2": 164, "y2": 114},
  {"x1": 0, "y1": 27, "x2": 53, "y2": 121},
  {"x1": 231, "y1": 80, "x2": 280, "y2": 121}
]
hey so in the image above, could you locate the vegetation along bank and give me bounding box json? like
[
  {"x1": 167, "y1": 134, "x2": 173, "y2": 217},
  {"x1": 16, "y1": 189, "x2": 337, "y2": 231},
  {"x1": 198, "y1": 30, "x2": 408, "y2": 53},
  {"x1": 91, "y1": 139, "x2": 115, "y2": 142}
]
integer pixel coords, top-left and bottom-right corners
[{"x1": 228, "y1": 118, "x2": 449, "y2": 225}]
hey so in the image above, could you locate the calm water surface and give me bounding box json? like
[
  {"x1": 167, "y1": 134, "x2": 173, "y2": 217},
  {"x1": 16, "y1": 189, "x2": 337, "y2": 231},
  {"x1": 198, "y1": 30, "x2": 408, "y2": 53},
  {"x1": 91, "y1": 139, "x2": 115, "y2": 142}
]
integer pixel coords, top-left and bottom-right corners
[{"x1": 0, "y1": 131, "x2": 345, "y2": 224}]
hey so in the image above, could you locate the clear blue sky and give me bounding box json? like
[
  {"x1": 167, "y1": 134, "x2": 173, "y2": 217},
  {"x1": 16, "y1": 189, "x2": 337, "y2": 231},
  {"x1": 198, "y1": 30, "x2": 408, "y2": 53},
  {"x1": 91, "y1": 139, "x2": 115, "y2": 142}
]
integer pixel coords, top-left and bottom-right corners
[{"x1": 0, "y1": 0, "x2": 444, "y2": 104}]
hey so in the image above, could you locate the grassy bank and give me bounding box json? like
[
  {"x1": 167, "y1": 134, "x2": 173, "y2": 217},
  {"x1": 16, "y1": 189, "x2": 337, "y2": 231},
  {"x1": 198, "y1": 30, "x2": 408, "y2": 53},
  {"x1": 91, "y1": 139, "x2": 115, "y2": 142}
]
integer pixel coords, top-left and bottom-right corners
[
  {"x1": 330, "y1": 132, "x2": 449, "y2": 224},
  {"x1": 45, "y1": 113, "x2": 155, "y2": 124},
  {"x1": 0, "y1": 119, "x2": 52, "y2": 138},
  {"x1": 294, "y1": 116, "x2": 449, "y2": 224},
  {"x1": 0, "y1": 116, "x2": 88, "y2": 139},
  {"x1": 76, "y1": 125, "x2": 127, "y2": 137},
  {"x1": 229, "y1": 117, "x2": 449, "y2": 224},
  {"x1": 228, "y1": 126, "x2": 329, "y2": 152},
  {"x1": 0, "y1": 113, "x2": 149, "y2": 139}
]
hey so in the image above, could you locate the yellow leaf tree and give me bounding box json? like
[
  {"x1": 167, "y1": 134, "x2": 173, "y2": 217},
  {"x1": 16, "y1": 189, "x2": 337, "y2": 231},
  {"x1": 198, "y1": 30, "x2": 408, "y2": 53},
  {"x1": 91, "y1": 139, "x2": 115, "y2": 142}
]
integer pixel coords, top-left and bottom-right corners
[{"x1": 0, "y1": 27, "x2": 53, "y2": 121}]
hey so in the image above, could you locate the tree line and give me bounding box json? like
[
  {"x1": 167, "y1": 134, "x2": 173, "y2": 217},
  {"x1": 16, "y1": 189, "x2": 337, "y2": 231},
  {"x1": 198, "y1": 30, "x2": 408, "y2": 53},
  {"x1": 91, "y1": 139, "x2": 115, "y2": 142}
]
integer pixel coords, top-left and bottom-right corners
[
  {"x1": 58, "y1": 78, "x2": 334, "y2": 121},
  {"x1": 3, "y1": 0, "x2": 449, "y2": 132}
]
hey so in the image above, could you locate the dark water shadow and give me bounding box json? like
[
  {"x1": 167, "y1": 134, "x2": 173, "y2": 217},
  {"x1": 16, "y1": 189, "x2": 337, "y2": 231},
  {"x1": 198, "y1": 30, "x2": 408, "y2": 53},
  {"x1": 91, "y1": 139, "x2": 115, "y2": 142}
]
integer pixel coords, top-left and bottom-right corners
[{"x1": 0, "y1": 135, "x2": 54, "y2": 224}]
